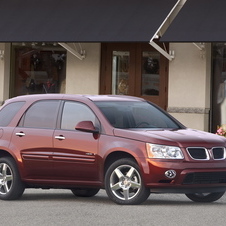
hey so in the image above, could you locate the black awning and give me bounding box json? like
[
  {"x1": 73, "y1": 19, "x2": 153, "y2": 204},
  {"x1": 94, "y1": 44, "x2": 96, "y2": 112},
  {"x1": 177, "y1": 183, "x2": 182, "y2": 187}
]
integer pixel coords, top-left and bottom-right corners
[
  {"x1": 0, "y1": 0, "x2": 178, "y2": 42},
  {"x1": 161, "y1": 0, "x2": 226, "y2": 42}
]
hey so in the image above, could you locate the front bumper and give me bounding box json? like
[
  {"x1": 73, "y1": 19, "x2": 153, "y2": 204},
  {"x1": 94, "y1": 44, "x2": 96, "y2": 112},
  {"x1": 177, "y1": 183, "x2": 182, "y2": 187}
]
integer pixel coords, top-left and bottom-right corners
[{"x1": 143, "y1": 159, "x2": 226, "y2": 193}]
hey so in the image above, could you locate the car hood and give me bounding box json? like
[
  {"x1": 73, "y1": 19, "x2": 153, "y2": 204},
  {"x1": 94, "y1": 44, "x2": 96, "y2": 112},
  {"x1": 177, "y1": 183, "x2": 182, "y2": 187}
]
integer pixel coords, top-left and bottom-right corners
[{"x1": 113, "y1": 128, "x2": 226, "y2": 148}]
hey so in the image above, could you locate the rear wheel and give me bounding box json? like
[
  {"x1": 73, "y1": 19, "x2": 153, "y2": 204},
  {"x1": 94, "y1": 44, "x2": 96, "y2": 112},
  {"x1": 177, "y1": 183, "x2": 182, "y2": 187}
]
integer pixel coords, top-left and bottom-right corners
[
  {"x1": 71, "y1": 188, "x2": 100, "y2": 197},
  {"x1": 0, "y1": 157, "x2": 25, "y2": 200},
  {"x1": 185, "y1": 192, "x2": 225, "y2": 202},
  {"x1": 105, "y1": 158, "x2": 150, "y2": 205}
]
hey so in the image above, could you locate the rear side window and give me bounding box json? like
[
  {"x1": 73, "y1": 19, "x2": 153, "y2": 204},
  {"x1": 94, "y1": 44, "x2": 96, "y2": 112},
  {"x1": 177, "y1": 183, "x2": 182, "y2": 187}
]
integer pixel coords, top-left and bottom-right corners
[
  {"x1": 19, "y1": 100, "x2": 60, "y2": 129},
  {"x1": 0, "y1": 101, "x2": 25, "y2": 126}
]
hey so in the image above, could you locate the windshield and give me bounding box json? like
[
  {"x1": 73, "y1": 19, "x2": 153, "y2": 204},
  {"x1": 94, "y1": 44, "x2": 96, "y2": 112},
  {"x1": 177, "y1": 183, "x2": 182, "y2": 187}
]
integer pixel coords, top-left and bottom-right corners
[{"x1": 94, "y1": 101, "x2": 183, "y2": 129}]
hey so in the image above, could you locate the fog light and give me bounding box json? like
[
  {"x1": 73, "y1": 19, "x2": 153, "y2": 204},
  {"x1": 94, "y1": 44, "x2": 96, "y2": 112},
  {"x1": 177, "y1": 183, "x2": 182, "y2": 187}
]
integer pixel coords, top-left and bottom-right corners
[{"x1": 165, "y1": 170, "x2": 176, "y2": 179}]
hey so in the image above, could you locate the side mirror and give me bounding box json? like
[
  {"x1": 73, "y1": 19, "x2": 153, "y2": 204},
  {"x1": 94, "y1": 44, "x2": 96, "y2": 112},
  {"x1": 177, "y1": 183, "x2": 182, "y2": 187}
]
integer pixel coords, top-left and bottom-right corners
[{"x1": 75, "y1": 121, "x2": 99, "y2": 133}]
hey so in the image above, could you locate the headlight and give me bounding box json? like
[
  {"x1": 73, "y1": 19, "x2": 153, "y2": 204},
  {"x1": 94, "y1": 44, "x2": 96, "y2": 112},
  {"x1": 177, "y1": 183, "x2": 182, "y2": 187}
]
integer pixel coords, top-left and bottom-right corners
[{"x1": 146, "y1": 143, "x2": 184, "y2": 159}]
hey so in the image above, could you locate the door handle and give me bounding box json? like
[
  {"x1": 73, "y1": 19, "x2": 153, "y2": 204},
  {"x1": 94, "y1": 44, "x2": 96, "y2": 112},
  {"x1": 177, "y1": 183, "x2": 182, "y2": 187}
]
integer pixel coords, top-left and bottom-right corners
[
  {"x1": 55, "y1": 135, "x2": 65, "y2": 140},
  {"x1": 16, "y1": 132, "x2": 25, "y2": 137}
]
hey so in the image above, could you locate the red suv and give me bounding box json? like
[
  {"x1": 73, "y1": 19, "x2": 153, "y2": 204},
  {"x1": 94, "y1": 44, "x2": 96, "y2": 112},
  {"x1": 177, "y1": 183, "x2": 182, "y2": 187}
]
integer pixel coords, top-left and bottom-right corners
[{"x1": 0, "y1": 94, "x2": 226, "y2": 204}]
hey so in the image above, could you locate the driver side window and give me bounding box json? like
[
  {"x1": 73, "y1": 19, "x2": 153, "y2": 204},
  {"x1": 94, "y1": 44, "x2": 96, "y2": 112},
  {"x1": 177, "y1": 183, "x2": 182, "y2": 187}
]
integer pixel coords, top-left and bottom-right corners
[{"x1": 61, "y1": 101, "x2": 99, "y2": 130}]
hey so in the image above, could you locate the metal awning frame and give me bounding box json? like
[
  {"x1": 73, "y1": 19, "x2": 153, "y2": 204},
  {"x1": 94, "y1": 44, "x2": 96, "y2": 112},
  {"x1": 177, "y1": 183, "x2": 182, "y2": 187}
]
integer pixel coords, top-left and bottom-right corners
[
  {"x1": 149, "y1": 0, "x2": 183, "y2": 61},
  {"x1": 58, "y1": 42, "x2": 86, "y2": 60},
  {"x1": 193, "y1": 43, "x2": 205, "y2": 51}
]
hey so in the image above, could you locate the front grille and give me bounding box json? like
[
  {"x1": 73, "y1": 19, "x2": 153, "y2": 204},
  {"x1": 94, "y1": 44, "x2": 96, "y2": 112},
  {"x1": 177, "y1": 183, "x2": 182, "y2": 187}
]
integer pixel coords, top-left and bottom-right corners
[
  {"x1": 212, "y1": 147, "x2": 225, "y2": 160},
  {"x1": 187, "y1": 148, "x2": 208, "y2": 160},
  {"x1": 183, "y1": 172, "x2": 226, "y2": 184},
  {"x1": 186, "y1": 147, "x2": 226, "y2": 160}
]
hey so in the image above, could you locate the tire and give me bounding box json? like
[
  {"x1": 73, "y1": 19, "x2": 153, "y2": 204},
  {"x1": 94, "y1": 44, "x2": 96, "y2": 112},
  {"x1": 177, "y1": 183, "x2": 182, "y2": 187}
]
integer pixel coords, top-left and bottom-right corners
[
  {"x1": 105, "y1": 158, "x2": 150, "y2": 205},
  {"x1": 185, "y1": 192, "x2": 225, "y2": 202},
  {"x1": 0, "y1": 157, "x2": 25, "y2": 200},
  {"x1": 71, "y1": 188, "x2": 100, "y2": 197}
]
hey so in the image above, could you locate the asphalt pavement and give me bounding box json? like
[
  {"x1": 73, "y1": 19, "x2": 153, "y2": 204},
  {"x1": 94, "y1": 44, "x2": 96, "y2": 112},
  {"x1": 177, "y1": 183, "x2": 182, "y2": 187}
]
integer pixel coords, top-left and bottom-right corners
[{"x1": 1, "y1": 189, "x2": 226, "y2": 226}]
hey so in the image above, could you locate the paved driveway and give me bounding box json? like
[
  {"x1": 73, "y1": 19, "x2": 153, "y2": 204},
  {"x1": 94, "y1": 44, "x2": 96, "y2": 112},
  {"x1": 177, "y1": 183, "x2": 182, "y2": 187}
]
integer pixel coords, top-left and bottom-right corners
[{"x1": 1, "y1": 189, "x2": 226, "y2": 226}]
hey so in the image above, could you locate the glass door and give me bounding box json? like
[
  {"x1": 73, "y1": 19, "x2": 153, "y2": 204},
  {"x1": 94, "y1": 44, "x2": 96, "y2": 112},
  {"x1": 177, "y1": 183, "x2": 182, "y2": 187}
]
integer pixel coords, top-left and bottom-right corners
[
  {"x1": 112, "y1": 51, "x2": 130, "y2": 95},
  {"x1": 135, "y1": 43, "x2": 168, "y2": 109},
  {"x1": 100, "y1": 43, "x2": 168, "y2": 109},
  {"x1": 141, "y1": 51, "x2": 160, "y2": 96}
]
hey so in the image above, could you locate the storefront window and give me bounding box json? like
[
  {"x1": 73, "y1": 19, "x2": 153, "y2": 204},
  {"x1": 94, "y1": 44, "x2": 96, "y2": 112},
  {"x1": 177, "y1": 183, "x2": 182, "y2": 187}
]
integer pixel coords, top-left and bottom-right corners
[
  {"x1": 12, "y1": 43, "x2": 66, "y2": 96},
  {"x1": 212, "y1": 43, "x2": 226, "y2": 132}
]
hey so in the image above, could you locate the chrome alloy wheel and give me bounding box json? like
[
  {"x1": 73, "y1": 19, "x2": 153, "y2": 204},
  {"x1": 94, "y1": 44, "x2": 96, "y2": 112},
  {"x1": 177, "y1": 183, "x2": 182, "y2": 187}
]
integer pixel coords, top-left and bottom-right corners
[
  {"x1": 0, "y1": 163, "x2": 13, "y2": 195},
  {"x1": 109, "y1": 164, "x2": 141, "y2": 200}
]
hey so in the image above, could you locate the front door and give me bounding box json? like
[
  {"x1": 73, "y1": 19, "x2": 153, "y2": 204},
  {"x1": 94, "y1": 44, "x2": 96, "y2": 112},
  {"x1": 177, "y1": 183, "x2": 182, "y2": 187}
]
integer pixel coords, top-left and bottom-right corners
[
  {"x1": 53, "y1": 101, "x2": 100, "y2": 183},
  {"x1": 100, "y1": 43, "x2": 168, "y2": 109}
]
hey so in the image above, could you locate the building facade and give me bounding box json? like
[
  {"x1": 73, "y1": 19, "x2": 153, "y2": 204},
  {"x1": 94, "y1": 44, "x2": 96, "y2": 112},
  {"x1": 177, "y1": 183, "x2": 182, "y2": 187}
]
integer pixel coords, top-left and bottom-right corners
[{"x1": 0, "y1": 0, "x2": 224, "y2": 134}]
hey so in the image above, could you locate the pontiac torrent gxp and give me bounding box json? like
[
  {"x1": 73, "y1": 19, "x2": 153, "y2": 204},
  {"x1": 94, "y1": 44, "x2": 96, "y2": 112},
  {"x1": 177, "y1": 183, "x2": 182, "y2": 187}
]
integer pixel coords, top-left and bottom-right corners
[{"x1": 0, "y1": 94, "x2": 226, "y2": 205}]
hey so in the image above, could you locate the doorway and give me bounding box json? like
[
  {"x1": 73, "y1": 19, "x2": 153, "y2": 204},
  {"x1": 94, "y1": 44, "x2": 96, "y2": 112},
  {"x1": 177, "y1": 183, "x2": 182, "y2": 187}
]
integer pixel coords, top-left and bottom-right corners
[{"x1": 100, "y1": 43, "x2": 168, "y2": 109}]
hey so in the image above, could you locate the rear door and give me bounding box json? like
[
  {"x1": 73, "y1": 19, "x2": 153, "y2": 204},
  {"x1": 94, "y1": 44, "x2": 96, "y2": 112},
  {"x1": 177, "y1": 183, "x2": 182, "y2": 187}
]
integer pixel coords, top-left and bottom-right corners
[{"x1": 10, "y1": 100, "x2": 60, "y2": 179}]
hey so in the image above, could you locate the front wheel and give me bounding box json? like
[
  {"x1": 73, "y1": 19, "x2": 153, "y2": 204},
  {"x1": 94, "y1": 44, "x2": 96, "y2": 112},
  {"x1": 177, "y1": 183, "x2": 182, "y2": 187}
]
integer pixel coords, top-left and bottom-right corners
[
  {"x1": 185, "y1": 192, "x2": 225, "y2": 202},
  {"x1": 0, "y1": 157, "x2": 25, "y2": 200},
  {"x1": 105, "y1": 158, "x2": 150, "y2": 205}
]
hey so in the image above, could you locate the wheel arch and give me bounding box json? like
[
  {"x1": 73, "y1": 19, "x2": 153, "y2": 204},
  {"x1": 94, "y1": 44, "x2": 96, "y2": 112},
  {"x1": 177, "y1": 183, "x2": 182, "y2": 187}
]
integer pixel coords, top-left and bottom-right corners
[
  {"x1": 0, "y1": 149, "x2": 22, "y2": 175},
  {"x1": 0, "y1": 149, "x2": 14, "y2": 159},
  {"x1": 104, "y1": 151, "x2": 137, "y2": 176}
]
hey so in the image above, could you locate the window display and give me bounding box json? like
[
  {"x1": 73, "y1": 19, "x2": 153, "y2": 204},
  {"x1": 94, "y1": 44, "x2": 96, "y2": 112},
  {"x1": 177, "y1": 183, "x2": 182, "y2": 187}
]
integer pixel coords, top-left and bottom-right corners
[
  {"x1": 212, "y1": 43, "x2": 226, "y2": 132},
  {"x1": 12, "y1": 43, "x2": 66, "y2": 96}
]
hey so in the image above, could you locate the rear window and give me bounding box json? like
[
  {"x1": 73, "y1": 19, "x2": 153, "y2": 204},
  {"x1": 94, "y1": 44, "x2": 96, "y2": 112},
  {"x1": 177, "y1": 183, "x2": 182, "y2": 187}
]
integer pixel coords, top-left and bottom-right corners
[{"x1": 0, "y1": 101, "x2": 25, "y2": 126}]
